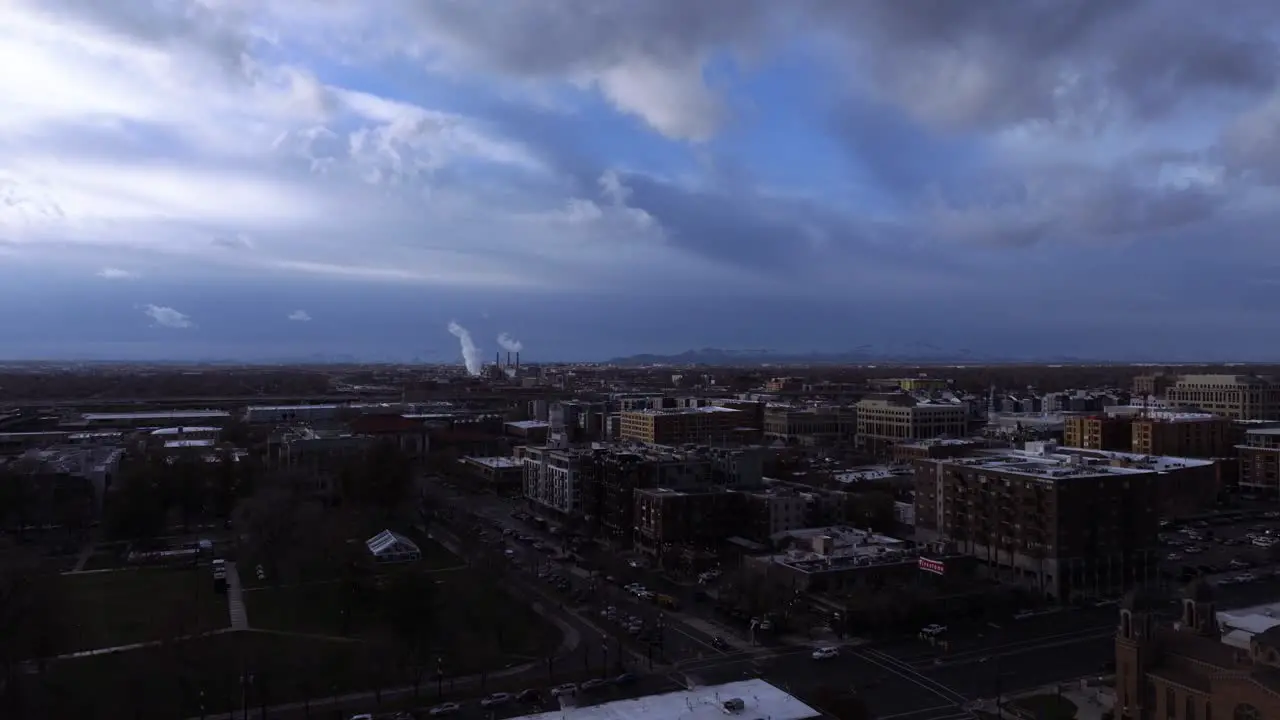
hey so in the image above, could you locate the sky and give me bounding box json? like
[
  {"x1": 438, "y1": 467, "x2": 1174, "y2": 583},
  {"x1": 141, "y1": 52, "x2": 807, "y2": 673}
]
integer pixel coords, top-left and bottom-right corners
[{"x1": 4, "y1": 0, "x2": 1280, "y2": 363}]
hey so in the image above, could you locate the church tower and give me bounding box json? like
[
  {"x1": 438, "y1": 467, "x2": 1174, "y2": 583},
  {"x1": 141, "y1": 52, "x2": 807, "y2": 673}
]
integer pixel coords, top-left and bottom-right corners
[
  {"x1": 1180, "y1": 578, "x2": 1218, "y2": 638},
  {"x1": 1116, "y1": 587, "x2": 1162, "y2": 719}
]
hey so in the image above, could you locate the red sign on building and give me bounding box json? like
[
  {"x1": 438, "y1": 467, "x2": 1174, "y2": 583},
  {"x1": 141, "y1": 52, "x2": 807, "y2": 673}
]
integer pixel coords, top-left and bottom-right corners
[{"x1": 918, "y1": 557, "x2": 946, "y2": 576}]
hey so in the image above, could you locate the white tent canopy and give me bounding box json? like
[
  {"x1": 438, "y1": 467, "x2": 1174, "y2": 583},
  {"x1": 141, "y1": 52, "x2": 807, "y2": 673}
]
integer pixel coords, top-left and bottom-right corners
[{"x1": 365, "y1": 529, "x2": 421, "y2": 563}]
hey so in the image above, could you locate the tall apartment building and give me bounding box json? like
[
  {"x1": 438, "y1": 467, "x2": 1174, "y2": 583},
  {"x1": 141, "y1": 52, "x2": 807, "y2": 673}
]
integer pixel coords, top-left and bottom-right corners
[
  {"x1": 1165, "y1": 374, "x2": 1280, "y2": 420},
  {"x1": 855, "y1": 393, "x2": 968, "y2": 454},
  {"x1": 1064, "y1": 415, "x2": 1133, "y2": 451},
  {"x1": 1130, "y1": 411, "x2": 1236, "y2": 458},
  {"x1": 1238, "y1": 428, "x2": 1280, "y2": 496},
  {"x1": 576, "y1": 445, "x2": 760, "y2": 546},
  {"x1": 618, "y1": 406, "x2": 744, "y2": 445},
  {"x1": 633, "y1": 487, "x2": 743, "y2": 567},
  {"x1": 521, "y1": 445, "x2": 589, "y2": 515},
  {"x1": 913, "y1": 448, "x2": 1160, "y2": 600},
  {"x1": 739, "y1": 488, "x2": 808, "y2": 541}
]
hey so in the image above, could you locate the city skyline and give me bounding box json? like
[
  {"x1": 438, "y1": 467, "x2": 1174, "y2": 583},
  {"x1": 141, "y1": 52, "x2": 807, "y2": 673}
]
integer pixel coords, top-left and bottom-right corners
[{"x1": 4, "y1": 1, "x2": 1280, "y2": 361}]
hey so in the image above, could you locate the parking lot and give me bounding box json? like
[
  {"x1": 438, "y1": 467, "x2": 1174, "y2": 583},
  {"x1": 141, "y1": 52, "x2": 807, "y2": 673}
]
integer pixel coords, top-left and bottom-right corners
[{"x1": 1158, "y1": 510, "x2": 1280, "y2": 586}]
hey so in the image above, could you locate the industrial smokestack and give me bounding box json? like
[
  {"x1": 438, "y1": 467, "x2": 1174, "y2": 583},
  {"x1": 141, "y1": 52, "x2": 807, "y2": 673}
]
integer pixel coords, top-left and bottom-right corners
[
  {"x1": 516, "y1": 352, "x2": 520, "y2": 372},
  {"x1": 507, "y1": 351, "x2": 512, "y2": 367},
  {"x1": 495, "y1": 351, "x2": 500, "y2": 367}
]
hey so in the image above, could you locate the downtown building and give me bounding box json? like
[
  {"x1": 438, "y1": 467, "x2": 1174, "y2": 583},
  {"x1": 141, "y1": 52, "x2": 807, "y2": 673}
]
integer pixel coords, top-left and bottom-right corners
[
  {"x1": 855, "y1": 393, "x2": 969, "y2": 455},
  {"x1": 1164, "y1": 374, "x2": 1280, "y2": 421},
  {"x1": 914, "y1": 442, "x2": 1162, "y2": 601}
]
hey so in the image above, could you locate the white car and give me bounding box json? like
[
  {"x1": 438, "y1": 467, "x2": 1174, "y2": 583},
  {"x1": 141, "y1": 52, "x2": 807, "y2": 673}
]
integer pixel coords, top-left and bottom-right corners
[
  {"x1": 551, "y1": 683, "x2": 578, "y2": 697},
  {"x1": 480, "y1": 692, "x2": 513, "y2": 708},
  {"x1": 921, "y1": 624, "x2": 948, "y2": 636},
  {"x1": 811, "y1": 646, "x2": 840, "y2": 660},
  {"x1": 427, "y1": 702, "x2": 461, "y2": 716}
]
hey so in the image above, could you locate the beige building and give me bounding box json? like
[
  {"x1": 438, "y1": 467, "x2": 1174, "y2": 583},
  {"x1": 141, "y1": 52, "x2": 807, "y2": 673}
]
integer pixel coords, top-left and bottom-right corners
[
  {"x1": 618, "y1": 406, "x2": 744, "y2": 445},
  {"x1": 763, "y1": 406, "x2": 851, "y2": 445},
  {"x1": 856, "y1": 393, "x2": 968, "y2": 454},
  {"x1": 1063, "y1": 414, "x2": 1132, "y2": 451},
  {"x1": 1165, "y1": 374, "x2": 1280, "y2": 421}
]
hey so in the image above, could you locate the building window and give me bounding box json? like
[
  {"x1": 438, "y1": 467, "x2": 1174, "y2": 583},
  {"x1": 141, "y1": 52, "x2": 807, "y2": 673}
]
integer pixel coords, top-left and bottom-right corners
[
  {"x1": 1186, "y1": 697, "x2": 1195, "y2": 720},
  {"x1": 1233, "y1": 704, "x2": 1260, "y2": 720},
  {"x1": 1166, "y1": 688, "x2": 1175, "y2": 719}
]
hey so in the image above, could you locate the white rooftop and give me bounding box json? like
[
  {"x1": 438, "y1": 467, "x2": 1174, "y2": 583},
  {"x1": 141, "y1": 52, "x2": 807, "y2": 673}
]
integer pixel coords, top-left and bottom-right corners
[
  {"x1": 464, "y1": 456, "x2": 524, "y2": 469},
  {"x1": 165, "y1": 439, "x2": 216, "y2": 448},
  {"x1": 83, "y1": 410, "x2": 230, "y2": 421},
  {"x1": 151, "y1": 426, "x2": 220, "y2": 436},
  {"x1": 507, "y1": 420, "x2": 551, "y2": 430},
  {"x1": 509, "y1": 680, "x2": 820, "y2": 720}
]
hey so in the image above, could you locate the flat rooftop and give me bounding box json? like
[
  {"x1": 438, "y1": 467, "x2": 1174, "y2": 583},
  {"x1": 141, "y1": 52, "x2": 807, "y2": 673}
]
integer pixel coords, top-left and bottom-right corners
[
  {"x1": 151, "y1": 426, "x2": 220, "y2": 436},
  {"x1": 463, "y1": 456, "x2": 523, "y2": 469},
  {"x1": 947, "y1": 452, "x2": 1153, "y2": 481},
  {"x1": 623, "y1": 406, "x2": 742, "y2": 415},
  {"x1": 506, "y1": 420, "x2": 550, "y2": 430},
  {"x1": 82, "y1": 410, "x2": 230, "y2": 421},
  {"x1": 509, "y1": 679, "x2": 820, "y2": 720},
  {"x1": 767, "y1": 525, "x2": 914, "y2": 572}
]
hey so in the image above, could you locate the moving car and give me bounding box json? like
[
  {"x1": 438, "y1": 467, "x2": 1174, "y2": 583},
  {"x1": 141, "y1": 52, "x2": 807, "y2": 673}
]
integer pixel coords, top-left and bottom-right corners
[{"x1": 812, "y1": 646, "x2": 840, "y2": 660}]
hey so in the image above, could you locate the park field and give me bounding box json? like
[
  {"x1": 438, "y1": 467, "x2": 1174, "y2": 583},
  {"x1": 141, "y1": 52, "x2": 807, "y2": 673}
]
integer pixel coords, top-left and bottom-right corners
[{"x1": 53, "y1": 567, "x2": 228, "y2": 655}]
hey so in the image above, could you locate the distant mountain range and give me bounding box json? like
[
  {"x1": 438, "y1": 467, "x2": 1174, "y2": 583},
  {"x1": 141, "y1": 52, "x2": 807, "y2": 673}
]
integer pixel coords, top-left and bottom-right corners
[{"x1": 603, "y1": 347, "x2": 1069, "y2": 366}]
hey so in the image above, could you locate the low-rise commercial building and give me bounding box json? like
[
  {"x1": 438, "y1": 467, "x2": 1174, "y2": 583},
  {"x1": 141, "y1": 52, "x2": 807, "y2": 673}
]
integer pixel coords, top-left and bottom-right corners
[
  {"x1": 458, "y1": 456, "x2": 524, "y2": 491},
  {"x1": 743, "y1": 525, "x2": 964, "y2": 595}
]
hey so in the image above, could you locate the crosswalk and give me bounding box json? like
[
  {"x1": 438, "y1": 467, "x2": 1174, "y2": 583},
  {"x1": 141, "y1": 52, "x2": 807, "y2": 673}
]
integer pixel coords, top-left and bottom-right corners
[{"x1": 224, "y1": 561, "x2": 249, "y2": 630}]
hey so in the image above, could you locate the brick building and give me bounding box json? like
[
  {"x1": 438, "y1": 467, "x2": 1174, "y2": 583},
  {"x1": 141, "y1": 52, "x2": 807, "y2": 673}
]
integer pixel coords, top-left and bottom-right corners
[
  {"x1": 1115, "y1": 583, "x2": 1280, "y2": 720},
  {"x1": 1238, "y1": 427, "x2": 1280, "y2": 496},
  {"x1": 1064, "y1": 414, "x2": 1133, "y2": 451},
  {"x1": 914, "y1": 446, "x2": 1161, "y2": 600},
  {"x1": 1131, "y1": 412, "x2": 1237, "y2": 458}
]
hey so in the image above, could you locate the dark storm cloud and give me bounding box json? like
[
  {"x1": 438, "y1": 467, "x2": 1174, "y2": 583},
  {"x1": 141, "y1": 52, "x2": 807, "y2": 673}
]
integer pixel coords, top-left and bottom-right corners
[{"x1": 408, "y1": 0, "x2": 776, "y2": 77}]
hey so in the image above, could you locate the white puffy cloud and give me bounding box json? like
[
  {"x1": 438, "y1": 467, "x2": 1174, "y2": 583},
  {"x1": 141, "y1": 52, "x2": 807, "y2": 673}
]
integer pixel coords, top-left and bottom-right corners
[
  {"x1": 142, "y1": 304, "x2": 193, "y2": 329},
  {"x1": 96, "y1": 267, "x2": 139, "y2": 280},
  {"x1": 287, "y1": 309, "x2": 311, "y2": 321}
]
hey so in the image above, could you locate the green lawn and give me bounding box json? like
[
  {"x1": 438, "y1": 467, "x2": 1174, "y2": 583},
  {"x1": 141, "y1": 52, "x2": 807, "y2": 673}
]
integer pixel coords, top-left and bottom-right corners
[
  {"x1": 243, "y1": 568, "x2": 562, "y2": 674},
  {"x1": 13, "y1": 630, "x2": 400, "y2": 719},
  {"x1": 54, "y1": 567, "x2": 228, "y2": 654},
  {"x1": 1015, "y1": 693, "x2": 1078, "y2": 720}
]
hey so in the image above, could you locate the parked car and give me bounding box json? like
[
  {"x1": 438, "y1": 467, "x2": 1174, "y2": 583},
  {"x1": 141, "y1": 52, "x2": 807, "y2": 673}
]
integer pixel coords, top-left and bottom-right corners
[
  {"x1": 581, "y1": 678, "x2": 609, "y2": 692},
  {"x1": 551, "y1": 683, "x2": 578, "y2": 698},
  {"x1": 480, "y1": 692, "x2": 513, "y2": 708}
]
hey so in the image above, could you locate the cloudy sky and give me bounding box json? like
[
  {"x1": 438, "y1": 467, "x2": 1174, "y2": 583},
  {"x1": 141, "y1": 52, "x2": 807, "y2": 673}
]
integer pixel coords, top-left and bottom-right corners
[{"x1": 3, "y1": 0, "x2": 1280, "y2": 362}]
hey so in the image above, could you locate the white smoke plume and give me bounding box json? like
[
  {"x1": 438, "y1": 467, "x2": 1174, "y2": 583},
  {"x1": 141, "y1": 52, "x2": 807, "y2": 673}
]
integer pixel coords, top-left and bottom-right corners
[
  {"x1": 447, "y1": 321, "x2": 482, "y2": 375},
  {"x1": 497, "y1": 332, "x2": 523, "y2": 353}
]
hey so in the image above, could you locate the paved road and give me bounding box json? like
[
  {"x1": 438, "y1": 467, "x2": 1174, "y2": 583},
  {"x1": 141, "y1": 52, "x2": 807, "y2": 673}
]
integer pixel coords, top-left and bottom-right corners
[
  {"x1": 450, "y1": 490, "x2": 754, "y2": 668},
  {"x1": 673, "y1": 609, "x2": 1118, "y2": 720}
]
